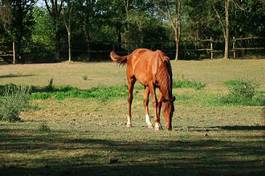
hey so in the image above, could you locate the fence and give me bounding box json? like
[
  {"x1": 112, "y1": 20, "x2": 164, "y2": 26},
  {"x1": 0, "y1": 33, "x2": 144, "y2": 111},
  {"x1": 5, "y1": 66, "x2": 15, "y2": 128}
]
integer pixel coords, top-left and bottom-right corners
[
  {"x1": 0, "y1": 37, "x2": 264, "y2": 63},
  {"x1": 0, "y1": 42, "x2": 16, "y2": 64},
  {"x1": 178, "y1": 36, "x2": 264, "y2": 59},
  {"x1": 232, "y1": 37, "x2": 265, "y2": 59}
]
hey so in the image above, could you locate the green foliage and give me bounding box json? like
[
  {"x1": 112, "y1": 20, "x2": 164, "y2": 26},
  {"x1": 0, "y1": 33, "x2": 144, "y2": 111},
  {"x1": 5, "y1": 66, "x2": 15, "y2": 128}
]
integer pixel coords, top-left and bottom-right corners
[
  {"x1": 0, "y1": 85, "x2": 30, "y2": 122},
  {"x1": 32, "y1": 7, "x2": 54, "y2": 46},
  {"x1": 82, "y1": 75, "x2": 88, "y2": 80},
  {"x1": 224, "y1": 80, "x2": 256, "y2": 99},
  {"x1": 221, "y1": 80, "x2": 265, "y2": 106},
  {"x1": 173, "y1": 79, "x2": 206, "y2": 90}
]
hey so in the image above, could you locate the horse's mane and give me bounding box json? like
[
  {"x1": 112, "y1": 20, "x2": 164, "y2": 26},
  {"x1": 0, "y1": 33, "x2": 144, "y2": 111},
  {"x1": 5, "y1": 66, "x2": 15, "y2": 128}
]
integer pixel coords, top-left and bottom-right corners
[{"x1": 155, "y1": 51, "x2": 173, "y2": 100}]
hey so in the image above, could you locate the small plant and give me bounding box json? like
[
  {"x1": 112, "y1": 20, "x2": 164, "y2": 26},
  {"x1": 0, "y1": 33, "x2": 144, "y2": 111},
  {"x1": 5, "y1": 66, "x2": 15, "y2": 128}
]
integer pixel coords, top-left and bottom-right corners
[
  {"x1": 0, "y1": 85, "x2": 30, "y2": 122},
  {"x1": 173, "y1": 79, "x2": 206, "y2": 90},
  {"x1": 221, "y1": 79, "x2": 265, "y2": 106},
  {"x1": 224, "y1": 80, "x2": 256, "y2": 99},
  {"x1": 46, "y1": 78, "x2": 54, "y2": 91},
  {"x1": 38, "y1": 122, "x2": 51, "y2": 132},
  {"x1": 82, "y1": 75, "x2": 88, "y2": 80}
]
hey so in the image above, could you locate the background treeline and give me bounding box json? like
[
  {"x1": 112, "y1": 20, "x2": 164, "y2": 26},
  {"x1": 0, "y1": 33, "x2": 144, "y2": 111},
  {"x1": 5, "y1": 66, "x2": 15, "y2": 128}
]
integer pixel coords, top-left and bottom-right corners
[{"x1": 0, "y1": 0, "x2": 264, "y2": 63}]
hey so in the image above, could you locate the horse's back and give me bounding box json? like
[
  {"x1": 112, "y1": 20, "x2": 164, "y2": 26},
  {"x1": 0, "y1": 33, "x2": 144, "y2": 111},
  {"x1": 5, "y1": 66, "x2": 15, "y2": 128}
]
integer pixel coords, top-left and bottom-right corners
[{"x1": 127, "y1": 48, "x2": 170, "y2": 85}]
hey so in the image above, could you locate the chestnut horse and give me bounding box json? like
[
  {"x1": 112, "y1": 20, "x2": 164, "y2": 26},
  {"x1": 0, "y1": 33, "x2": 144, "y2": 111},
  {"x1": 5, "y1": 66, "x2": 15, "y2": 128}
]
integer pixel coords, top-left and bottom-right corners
[{"x1": 110, "y1": 48, "x2": 175, "y2": 130}]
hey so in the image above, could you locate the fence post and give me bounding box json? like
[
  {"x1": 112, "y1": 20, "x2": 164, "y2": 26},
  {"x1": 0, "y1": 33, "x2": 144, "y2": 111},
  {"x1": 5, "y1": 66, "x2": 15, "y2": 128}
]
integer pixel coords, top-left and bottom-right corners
[
  {"x1": 12, "y1": 41, "x2": 16, "y2": 64},
  {"x1": 232, "y1": 36, "x2": 236, "y2": 59},
  {"x1": 210, "y1": 37, "x2": 213, "y2": 59}
]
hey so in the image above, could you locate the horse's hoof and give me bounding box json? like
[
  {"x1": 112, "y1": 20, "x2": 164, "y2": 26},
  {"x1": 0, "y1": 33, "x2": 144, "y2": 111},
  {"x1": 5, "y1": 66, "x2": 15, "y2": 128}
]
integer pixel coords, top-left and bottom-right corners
[
  {"x1": 154, "y1": 123, "x2": 162, "y2": 131},
  {"x1": 126, "y1": 124, "x2": 132, "y2": 128},
  {"x1": 147, "y1": 124, "x2": 153, "y2": 129},
  {"x1": 167, "y1": 127, "x2": 172, "y2": 131}
]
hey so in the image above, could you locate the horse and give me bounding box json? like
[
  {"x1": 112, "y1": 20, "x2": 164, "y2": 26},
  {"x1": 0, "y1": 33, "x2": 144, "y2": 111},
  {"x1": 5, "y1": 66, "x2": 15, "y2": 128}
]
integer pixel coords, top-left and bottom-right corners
[{"x1": 110, "y1": 48, "x2": 175, "y2": 130}]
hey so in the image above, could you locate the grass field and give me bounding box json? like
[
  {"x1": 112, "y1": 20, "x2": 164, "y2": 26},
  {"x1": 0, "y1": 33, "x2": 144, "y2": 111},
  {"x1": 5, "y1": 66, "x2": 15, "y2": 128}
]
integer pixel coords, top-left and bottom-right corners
[{"x1": 0, "y1": 59, "x2": 265, "y2": 176}]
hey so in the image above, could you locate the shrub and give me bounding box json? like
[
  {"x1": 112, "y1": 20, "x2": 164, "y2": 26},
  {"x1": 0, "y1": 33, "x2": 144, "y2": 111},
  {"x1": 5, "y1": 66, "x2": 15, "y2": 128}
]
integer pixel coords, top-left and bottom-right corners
[
  {"x1": 221, "y1": 80, "x2": 265, "y2": 106},
  {"x1": 224, "y1": 80, "x2": 256, "y2": 99},
  {"x1": 82, "y1": 75, "x2": 88, "y2": 80},
  {"x1": 0, "y1": 85, "x2": 30, "y2": 122}
]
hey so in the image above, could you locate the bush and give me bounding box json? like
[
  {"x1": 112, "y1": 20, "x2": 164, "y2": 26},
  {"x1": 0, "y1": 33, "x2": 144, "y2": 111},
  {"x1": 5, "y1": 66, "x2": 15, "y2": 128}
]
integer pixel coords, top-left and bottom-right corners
[
  {"x1": 221, "y1": 80, "x2": 265, "y2": 106},
  {"x1": 0, "y1": 85, "x2": 30, "y2": 122},
  {"x1": 224, "y1": 80, "x2": 256, "y2": 99}
]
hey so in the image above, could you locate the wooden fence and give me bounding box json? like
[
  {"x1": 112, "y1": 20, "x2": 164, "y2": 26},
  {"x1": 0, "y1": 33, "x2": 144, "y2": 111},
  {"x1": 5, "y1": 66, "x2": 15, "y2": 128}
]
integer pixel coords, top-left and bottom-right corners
[
  {"x1": 231, "y1": 36, "x2": 265, "y2": 59},
  {"x1": 187, "y1": 36, "x2": 264, "y2": 59},
  {"x1": 0, "y1": 37, "x2": 264, "y2": 63},
  {"x1": 0, "y1": 42, "x2": 16, "y2": 64}
]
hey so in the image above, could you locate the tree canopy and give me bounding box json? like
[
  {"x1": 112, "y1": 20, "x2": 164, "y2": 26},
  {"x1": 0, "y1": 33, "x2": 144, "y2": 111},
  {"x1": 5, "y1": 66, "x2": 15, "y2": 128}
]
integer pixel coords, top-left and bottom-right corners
[{"x1": 0, "y1": 0, "x2": 264, "y2": 63}]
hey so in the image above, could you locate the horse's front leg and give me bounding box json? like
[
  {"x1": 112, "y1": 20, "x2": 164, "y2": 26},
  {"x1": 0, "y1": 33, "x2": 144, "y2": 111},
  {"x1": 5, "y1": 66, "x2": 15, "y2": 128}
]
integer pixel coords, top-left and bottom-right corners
[
  {"x1": 143, "y1": 86, "x2": 153, "y2": 128},
  {"x1": 149, "y1": 83, "x2": 162, "y2": 130},
  {"x1": 127, "y1": 77, "x2": 136, "y2": 127}
]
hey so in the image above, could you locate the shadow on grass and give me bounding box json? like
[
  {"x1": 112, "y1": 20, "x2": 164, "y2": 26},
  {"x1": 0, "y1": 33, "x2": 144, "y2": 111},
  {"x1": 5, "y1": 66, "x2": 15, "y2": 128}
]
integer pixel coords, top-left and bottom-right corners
[
  {"x1": 182, "y1": 125, "x2": 265, "y2": 132},
  {"x1": 0, "y1": 74, "x2": 34, "y2": 79},
  {"x1": 0, "y1": 126, "x2": 264, "y2": 176}
]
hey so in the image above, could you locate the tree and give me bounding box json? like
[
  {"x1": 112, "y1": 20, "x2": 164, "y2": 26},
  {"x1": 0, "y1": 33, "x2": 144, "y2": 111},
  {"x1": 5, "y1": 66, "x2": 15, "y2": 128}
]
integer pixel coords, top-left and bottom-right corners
[
  {"x1": 11, "y1": 0, "x2": 36, "y2": 63},
  {"x1": 62, "y1": 0, "x2": 74, "y2": 62},
  {"x1": 212, "y1": 0, "x2": 244, "y2": 60},
  {"x1": 0, "y1": 0, "x2": 12, "y2": 35},
  {"x1": 154, "y1": 0, "x2": 181, "y2": 60},
  {"x1": 44, "y1": 0, "x2": 64, "y2": 60},
  {"x1": 74, "y1": 0, "x2": 96, "y2": 58}
]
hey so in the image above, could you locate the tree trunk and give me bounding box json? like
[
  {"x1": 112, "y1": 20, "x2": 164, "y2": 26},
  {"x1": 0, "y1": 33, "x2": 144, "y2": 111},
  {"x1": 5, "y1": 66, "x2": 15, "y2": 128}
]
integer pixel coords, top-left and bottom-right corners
[
  {"x1": 12, "y1": 41, "x2": 16, "y2": 64},
  {"x1": 173, "y1": 0, "x2": 181, "y2": 60},
  {"x1": 175, "y1": 36, "x2": 179, "y2": 60},
  {"x1": 83, "y1": 23, "x2": 90, "y2": 59},
  {"x1": 224, "y1": 0, "x2": 229, "y2": 60},
  {"x1": 55, "y1": 23, "x2": 60, "y2": 60},
  {"x1": 67, "y1": 31, "x2": 71, "y2": 62},
  {"x1": 117, "y1": 24, "x2": 122, "y2": 49}
]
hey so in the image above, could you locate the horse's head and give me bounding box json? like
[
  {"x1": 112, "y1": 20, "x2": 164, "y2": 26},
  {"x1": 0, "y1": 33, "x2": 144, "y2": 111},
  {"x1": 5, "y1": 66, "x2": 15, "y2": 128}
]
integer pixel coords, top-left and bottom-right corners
[{"x1": 163, "y1": 96, "x2": 175, "y2": 131}]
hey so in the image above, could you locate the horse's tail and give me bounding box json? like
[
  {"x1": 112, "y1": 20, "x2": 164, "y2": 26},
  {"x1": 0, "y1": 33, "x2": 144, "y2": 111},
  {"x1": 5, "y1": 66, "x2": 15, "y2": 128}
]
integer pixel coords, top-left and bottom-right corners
[{"x1": 110, "y1": 51, "x2": 127, "y2": 65}]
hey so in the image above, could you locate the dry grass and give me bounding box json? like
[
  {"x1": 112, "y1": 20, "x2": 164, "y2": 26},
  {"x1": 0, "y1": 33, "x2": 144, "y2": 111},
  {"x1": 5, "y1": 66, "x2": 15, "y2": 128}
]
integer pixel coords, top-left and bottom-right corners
[
  {"x1": 0, "y1": 59, "x2": 265, "y2": 176},
  {"x1": 0, "y1": 59, "x2": 264, "y2": 89}
]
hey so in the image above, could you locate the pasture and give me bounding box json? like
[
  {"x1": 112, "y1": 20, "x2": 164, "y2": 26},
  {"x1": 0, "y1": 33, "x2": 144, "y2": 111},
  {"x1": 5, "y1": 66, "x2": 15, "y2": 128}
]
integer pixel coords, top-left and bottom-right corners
[{"x1": 0, "y1": 59, "x2": 265, "y2": 176}]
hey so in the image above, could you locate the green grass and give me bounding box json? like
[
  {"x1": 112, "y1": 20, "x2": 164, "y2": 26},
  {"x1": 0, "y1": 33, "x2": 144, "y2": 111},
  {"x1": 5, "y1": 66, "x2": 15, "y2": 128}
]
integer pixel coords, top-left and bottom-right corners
[
  {"x1": 221, "y1": 80, "x2": 265, "y2": 106},
  {"x1": 0, "y1": 61, "x2": 265, "y2": 176},
  {"x1": 0, "y1": 85, "x2": 31, "y2": 122},
  {"x1": 173, "y1": 79, "x2": 206, "y2": 90},
  {"x1": 1, "y1": 82, "x2": 264, "y2": 107},
  {"x1": 1, "y1": 84, "x2": 128, "y2": 101}
]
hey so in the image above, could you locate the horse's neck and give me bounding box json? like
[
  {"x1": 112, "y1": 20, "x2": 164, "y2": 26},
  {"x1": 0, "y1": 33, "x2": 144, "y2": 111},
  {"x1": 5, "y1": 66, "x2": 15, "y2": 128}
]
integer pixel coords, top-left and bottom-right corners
[{"x1": 158, "y1": 74, "x2": 172, "y2": 100}]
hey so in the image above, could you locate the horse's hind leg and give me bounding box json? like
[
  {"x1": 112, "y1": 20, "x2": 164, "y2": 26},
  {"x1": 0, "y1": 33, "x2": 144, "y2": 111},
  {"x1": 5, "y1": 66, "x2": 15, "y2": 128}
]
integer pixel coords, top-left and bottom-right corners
[
  {"x1": 143, "y1": 86, "x2": 153, "y2": 128},
  {"x1": 127, "y1": 77, "x2": 136, "y2": 127}
]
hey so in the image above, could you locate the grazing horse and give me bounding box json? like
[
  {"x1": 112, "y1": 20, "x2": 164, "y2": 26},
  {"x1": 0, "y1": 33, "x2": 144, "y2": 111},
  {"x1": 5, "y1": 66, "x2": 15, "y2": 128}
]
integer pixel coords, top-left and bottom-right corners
[{"x1": 110, "y1": 48, "x2": 175, "y2": 130}]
